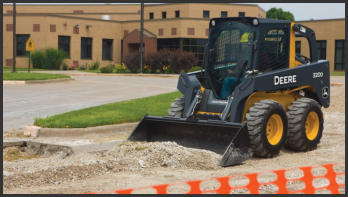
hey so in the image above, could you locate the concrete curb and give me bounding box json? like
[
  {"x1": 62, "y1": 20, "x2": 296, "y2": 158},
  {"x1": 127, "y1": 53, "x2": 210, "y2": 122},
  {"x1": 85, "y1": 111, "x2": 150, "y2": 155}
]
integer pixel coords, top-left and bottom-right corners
[
  {"x1": 2, "y1": 80, "x2": 26, "y2": 85},
  {"x1": 3, "y1": 140, "x2": 26, "y2": 148},
  {"x1": 3, "y1": 78, "x2": 74, "y2": 85},
  {"x1": 36, "y1": 122, "x2": 138, "y2": 137},
  {"x1": 67, "y1": 73, "x2": 179, "y2": 78}
]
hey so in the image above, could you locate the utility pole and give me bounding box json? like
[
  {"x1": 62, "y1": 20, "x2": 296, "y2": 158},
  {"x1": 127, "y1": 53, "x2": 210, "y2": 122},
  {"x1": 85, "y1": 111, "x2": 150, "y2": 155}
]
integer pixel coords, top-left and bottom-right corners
[
  {"x1": 139, "y1": 2, "x2": 144, "y2": 73},
  {"x1": 12, "y1": 1, "x2": 16, "y2": 72}
]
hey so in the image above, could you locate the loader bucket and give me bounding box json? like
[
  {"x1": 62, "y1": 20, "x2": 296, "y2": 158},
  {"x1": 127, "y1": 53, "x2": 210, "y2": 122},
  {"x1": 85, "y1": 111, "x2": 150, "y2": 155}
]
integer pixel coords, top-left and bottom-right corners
[{"x1": 128, "y1": 116, "x2": 252, "y2": 167}]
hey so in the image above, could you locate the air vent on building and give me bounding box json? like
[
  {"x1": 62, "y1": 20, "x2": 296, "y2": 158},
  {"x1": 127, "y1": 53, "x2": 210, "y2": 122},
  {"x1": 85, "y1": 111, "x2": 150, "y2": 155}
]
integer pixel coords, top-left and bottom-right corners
[{"x1": 101, "y1": 15, "x2": 111, "y2": 20}]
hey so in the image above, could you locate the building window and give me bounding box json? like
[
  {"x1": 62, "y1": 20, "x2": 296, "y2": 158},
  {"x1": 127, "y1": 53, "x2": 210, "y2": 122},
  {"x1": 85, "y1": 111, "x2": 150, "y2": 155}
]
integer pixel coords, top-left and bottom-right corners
[
  {"x1": 81, "y1": 37, "x2": 92, "y2": 59},
  {"x1": 317, "y1": 40, "x2": 327, "y2": 59},
  {"x1": 16, "y1": 34, "x2": 30, "y2": 56},
  {"x1": 50, "y1": 24, "x2": 56, "y2": 32},
  {"x1": 149, "y1": 12, "x2": 154, "y2": 19},
  {"x1": 295, "y1": 41, "x2": 301, "y2": 54},
  {"x1": 162, "y1": 11, "x2": 166, "y2": 19},
  {"x1": 6, "y1": 59, "x2": 12, "y2": 66},
  {"x1": 33, "y1": 24, "x2": 40, "y2": 32},
  {"x1": 239, "y1": 12, "x2": 245, "y2": 17},
  {"x1": 221, "y1": 11, "x2": 228, "y2": 18},
  {"x1": 158, "y1": 28, "x2": 164, "y2": 36},
  {"x1": 203, "y1": 10, "x2": 210, "y2": 18},
  {"x1": 102, "y1": 39, "x2": 113, "y2": 60},
  {"x1": 334, "y1": 40, "x2": 345, "y2": 71},
  {"x1": 58, "y1": 36, "x2": 70, "y2": 58},
  {"x1": 175, "y1": 10, "x2": 180, "y2": 18},
  {"x1": 6, "y1": 24, "x2": 13, "y2": 32},
  {"x1": 171, "y1": 28, "x2": 177, "y2": 36},
  {"x1": 187, "y1": 28, "x2": 195, "y2": 36}
]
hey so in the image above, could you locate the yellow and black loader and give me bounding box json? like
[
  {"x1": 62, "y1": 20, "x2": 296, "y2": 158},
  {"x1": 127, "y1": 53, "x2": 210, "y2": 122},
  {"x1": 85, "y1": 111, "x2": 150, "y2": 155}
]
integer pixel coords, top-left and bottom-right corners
[{"x1": 129, "y1": 17, "x2": 330, "y2": 167}]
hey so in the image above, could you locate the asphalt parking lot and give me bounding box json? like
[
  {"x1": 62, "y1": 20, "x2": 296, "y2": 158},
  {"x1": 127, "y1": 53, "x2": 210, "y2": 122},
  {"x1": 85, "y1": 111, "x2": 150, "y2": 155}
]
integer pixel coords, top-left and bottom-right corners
[{"x1": 3, "y1": 74, "x2": 178, "y2": 132}]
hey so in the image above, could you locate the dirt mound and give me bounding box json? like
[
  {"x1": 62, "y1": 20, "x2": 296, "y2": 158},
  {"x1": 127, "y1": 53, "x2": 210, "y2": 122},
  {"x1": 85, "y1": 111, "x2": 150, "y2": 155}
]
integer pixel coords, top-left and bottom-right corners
[
  {"x1": 107, "y1": 141, "x2": 222, "y2": 171},
  {"x1": 4, "y1": 141, "x2": 222, "y2": 190}
]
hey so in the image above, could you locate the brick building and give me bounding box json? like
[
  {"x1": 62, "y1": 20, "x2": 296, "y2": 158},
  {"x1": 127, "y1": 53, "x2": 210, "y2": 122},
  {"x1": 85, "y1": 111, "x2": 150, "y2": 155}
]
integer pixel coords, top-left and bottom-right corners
[{"x1": 2, "y1": 3, "x2": 345, "y2": 71}]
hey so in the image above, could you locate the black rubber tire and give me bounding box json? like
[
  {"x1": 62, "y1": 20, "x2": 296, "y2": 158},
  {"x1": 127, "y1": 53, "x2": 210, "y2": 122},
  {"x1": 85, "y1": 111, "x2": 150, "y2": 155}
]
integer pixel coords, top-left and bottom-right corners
[
  {"x1": 285, "y1": 98, "x2": 324, "y2": 151},
  {"x1": 245, "y1": 99, "x2": 288, "y2": 158},
  {"x1": 167, "y1": 96, "x2": 184, "y2": 118}
]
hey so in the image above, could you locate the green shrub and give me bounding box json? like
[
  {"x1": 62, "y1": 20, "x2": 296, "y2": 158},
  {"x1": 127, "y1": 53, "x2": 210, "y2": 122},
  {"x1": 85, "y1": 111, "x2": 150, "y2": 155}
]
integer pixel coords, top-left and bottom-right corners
[
  {"x1": 31, "y1": 50, "x2": 45, "y2": 69},
  {"x1": 169, "y1": 50, "x2": 198, "y2": 73},
  {"x1": 144, "y1": 49, "x2": 198, "y2": 74},
  {"x1": 89, "y1": 61, "x2": 100, "y2": 70},
  {"x1": 44, "y1": 48, "x2": 67, "y2": 70},
  {"x1": 62, "y1": 63, "x2": 68, "y2": 70},
  {"x1": 163, "y1": 65, "x2": 174, "y2": 74},
  {"x1": 100, "y1": 64, "x2": 114, "y2": 73},
  {"x1": 188, "y1": 66, "x2": 203, "y2": 72},
  {"x1": 123, "y1": 53, "x2": 140, "y2": 73},
  {"x1": 30, "y1": 48, "x2": 67, "y2": 70},
  {"x1": 114, "y1": 64, "x2": 130, "y2": 73},
  {"x1": 143, "y1": 65, "x2": 152, "y2": 73},
  {"x1": 145, "y1": 49, "x2": 172, "y2": 73}
]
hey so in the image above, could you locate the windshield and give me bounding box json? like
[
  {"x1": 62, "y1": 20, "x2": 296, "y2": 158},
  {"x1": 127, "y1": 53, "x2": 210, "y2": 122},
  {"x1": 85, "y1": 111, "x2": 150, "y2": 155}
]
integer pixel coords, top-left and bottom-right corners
[{"x1": 207, "y1": 21, "x2": 254, "y2": 99}]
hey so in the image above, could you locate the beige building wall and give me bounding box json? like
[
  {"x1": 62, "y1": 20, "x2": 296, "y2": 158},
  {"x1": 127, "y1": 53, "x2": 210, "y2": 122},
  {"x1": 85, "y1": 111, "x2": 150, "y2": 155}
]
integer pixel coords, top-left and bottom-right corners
[
  {"x1": 3, "y1": 15, "x2": 123, "y2": 67},
  {"x1": 2, "y1": 4, "x2": 344, "y2": 71},
  {"x1": 3, "y1": 4, "x2": 140, "y2": 21},
  {"x1": 295, "y1": 19, "x2": 345, "y2": 72}
]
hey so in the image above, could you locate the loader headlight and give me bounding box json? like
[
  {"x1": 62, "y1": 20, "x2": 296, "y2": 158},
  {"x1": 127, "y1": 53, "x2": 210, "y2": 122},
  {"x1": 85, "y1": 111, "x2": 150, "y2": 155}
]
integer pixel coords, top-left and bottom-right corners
[{"x1": 252, "y1": 18, "x2": 259, "y2": 26}]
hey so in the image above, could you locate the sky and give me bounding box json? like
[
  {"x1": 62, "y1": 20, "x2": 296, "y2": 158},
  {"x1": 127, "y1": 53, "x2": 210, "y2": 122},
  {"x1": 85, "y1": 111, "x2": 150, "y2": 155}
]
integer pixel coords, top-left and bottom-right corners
[
  {"x1": 255, "y1": 3, "x2": 345, "y2": 21},
  {"x1": 5, "y1": 3, "x2": 345, "y2": 21}
]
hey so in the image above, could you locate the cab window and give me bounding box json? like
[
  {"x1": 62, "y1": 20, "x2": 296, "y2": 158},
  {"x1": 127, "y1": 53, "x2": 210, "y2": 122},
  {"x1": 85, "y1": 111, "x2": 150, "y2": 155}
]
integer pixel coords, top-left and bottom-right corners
[{"x1": 258, "y1": 28, "x2": 289, "y2": 72}]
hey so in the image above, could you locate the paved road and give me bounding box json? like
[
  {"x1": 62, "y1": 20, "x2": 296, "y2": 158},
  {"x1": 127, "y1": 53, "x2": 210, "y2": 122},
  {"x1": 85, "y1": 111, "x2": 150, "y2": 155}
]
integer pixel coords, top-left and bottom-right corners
[{"x1": 3, "y1": 74, "x2": 178, "y2": 132}]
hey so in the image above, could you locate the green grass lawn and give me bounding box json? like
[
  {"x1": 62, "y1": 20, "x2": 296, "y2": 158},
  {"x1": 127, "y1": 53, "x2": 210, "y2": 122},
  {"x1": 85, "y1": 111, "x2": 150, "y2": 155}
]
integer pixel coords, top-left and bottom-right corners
[
  {"x1": 34, "y1": 91, "x2": 182, "y2": 128},
  {"x1": 82, "y1": 69, "x2": 101, "y2": 73},
  {"x1": 3, "y1": 72, "x2": 70, "y2": 81},
  {"x1": 3, "y1": 67, "x2": 50, "y2": 72},
  {"x1": 330, "y1": 71, "x2": 345, "y2": 76}
]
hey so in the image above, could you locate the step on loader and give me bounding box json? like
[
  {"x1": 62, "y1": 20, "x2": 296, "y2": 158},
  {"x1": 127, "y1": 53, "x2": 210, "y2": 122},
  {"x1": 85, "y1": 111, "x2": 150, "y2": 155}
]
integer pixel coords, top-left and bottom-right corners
[{"x1": 128, "y1": 17, "x2": 330, "y2": 167}]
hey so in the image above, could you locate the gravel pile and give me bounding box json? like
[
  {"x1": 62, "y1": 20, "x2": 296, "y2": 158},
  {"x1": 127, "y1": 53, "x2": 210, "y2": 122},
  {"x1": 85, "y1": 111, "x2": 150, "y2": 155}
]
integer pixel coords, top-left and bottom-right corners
[
  {"x1": 4, "y1": 141, "x2": 221, "y2": 190},
  {"x1": 107, "y1": 141, "x2": 221, "y2": 171}
]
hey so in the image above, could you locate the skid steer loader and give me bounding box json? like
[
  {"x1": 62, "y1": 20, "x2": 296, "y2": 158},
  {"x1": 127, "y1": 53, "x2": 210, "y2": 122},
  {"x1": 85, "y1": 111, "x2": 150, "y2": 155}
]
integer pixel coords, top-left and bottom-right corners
[{"x1": 128, "y1": 17, "x2": 330, "y2": 167}]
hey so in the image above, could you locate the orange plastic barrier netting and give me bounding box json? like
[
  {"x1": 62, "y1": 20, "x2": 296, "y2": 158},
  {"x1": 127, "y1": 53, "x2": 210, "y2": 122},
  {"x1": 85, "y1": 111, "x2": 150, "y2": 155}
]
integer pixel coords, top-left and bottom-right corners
[{"x1": 84, "y1": 162, "x2": 345, "y2": 194}]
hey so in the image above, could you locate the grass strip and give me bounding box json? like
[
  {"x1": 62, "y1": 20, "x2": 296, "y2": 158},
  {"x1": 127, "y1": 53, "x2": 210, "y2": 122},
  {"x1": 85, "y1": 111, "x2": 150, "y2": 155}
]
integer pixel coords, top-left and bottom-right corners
[
  {"x1": 330, "y1": 71, "x2": 345, "y2": 76},
  {"x1": 34, "y1": 91, "x2": 182, "y2": 128},
  {"x1": 3, "y1": 72, "x2": 70, "y2": 81}
]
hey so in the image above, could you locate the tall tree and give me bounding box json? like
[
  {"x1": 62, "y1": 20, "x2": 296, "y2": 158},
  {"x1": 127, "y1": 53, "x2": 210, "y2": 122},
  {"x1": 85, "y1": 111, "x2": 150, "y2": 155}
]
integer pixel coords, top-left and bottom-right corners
[{"x1": 266, "y1": 7, "x2": 295, "y2": 21}]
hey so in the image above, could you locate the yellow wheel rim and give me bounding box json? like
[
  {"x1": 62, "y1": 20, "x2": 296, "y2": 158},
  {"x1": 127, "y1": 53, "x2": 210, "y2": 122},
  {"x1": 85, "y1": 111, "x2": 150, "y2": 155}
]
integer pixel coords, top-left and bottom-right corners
[
  {"x1": 305, "y1": 111, "x2": 320, "y2": 141},
  {"x1": 266, "y1": 114, "x2": 283, "y2": 145}
]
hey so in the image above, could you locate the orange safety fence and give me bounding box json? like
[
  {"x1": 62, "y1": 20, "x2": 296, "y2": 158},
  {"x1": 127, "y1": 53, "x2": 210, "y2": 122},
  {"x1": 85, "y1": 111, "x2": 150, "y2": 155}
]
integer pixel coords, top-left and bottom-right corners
[{"x1": 83, "y1": 162, "x2": 345, "y2": 194}]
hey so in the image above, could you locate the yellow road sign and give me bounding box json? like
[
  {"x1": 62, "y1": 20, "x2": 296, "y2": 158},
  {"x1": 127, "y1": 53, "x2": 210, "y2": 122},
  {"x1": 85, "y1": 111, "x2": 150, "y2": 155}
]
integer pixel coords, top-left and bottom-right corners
[{"x1": 26, "y1": 37, "x2": 35, "y2": 52}]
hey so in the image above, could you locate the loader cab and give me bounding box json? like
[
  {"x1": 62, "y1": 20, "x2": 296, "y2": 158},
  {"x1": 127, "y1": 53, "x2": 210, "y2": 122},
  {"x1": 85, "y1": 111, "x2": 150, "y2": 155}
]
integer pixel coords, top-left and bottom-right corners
[
  {"x1": 204, "y1": 17, "x2": 320, "y2": 100},
  {"x1": 205, "y1": 17, "x2": 295, "y2": 99},
  {"x1": 205, "y1": 17, "x2": 257, "y2": 99}
]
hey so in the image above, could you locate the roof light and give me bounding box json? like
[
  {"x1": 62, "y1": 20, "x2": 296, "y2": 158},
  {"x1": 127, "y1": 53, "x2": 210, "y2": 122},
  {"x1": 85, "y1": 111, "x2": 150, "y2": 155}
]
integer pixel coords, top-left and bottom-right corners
[
  {"x1": 252, "y1": 18, "x2": 259, "y2": 26},
  {"x1": 300, "y1": 26, "x2": 306, "y2": 33}
]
